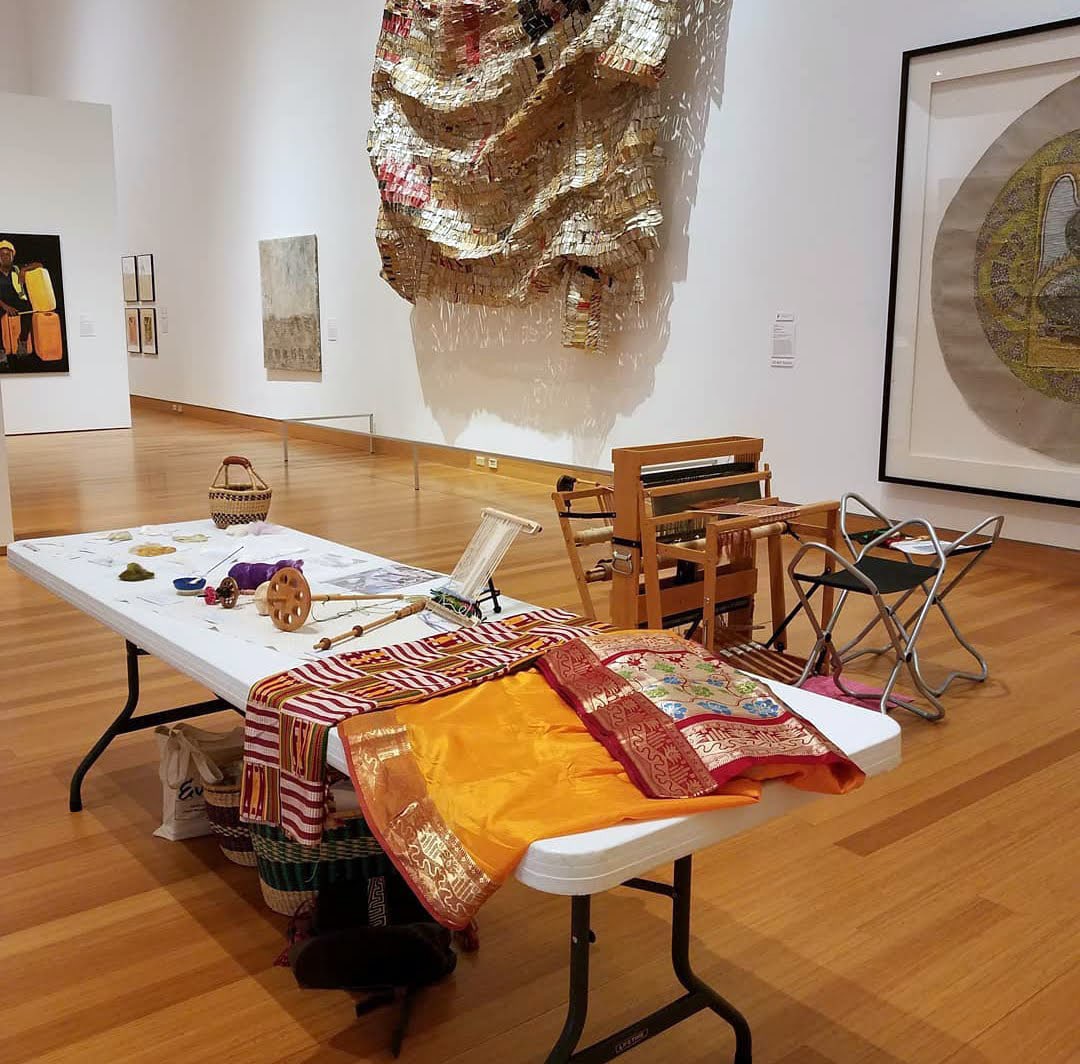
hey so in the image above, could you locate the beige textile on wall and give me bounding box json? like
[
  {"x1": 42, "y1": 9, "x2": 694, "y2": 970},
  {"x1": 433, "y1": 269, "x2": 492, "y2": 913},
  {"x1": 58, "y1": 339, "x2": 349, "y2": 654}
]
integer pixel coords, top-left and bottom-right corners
[
  {"x1": 369, "y1": 0, "x2": 678, "y2": 353},
  {"x1": 260, "y1": 235, "x2": 322, "y2": 372}
]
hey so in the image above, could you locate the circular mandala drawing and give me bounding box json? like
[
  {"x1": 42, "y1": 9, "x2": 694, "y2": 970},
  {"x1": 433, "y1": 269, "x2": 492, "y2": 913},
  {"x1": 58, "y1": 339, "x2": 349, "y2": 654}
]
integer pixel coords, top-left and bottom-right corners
[
  {"x1": 932, "y1": 74, "x2": 1080, "y2": 462},
  {"x1": 974, "y1": 131, "x2": 1080, "y2": 405}
]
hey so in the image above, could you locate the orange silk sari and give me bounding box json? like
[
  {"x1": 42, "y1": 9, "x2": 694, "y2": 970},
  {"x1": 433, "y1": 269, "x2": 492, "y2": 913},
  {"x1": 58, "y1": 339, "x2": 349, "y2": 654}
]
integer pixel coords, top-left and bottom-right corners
[{"x1": 340, "y1": 633, "x2": 864, "y2": 929}]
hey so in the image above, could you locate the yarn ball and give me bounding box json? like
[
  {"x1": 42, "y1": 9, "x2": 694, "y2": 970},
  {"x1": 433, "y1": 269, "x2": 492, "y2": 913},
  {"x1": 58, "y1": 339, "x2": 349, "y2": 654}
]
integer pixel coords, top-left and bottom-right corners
[{"x1": 227, "y1": 559, "x2": 303, "y2": 591}]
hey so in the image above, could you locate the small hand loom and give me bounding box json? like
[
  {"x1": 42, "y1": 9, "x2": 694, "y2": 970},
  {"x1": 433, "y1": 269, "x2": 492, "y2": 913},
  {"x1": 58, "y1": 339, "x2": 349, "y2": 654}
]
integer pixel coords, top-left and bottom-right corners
[
  {"x1": 263, "y1": 508, "x2": 542, "y2": 650},
  {"x1": 428, "y1": 507, "x2": 543, "y2": 622}
]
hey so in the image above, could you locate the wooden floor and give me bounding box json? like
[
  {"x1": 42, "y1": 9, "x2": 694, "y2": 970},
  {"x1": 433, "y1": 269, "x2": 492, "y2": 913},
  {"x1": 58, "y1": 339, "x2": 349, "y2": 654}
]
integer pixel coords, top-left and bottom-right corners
[{"x1": 2, "y1": 410, "x2": 1078, "y2": 1064}]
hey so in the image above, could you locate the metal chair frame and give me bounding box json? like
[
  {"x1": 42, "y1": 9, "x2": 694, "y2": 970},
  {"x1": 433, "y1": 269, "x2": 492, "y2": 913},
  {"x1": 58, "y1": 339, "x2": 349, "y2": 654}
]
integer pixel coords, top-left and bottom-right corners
[{"x1": 787, "y1": 494, "x2": 1003, "y2": 721}]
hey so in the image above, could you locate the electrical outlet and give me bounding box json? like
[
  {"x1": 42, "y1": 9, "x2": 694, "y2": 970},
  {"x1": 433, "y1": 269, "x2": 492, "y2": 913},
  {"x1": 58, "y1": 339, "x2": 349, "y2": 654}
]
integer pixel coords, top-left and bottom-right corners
[
  {"x1": 487, "y1": 457, "x2": 499, "y2": 470},
  {"x1": 474, "y1": 455, "x2": 486, "y2": 467}
]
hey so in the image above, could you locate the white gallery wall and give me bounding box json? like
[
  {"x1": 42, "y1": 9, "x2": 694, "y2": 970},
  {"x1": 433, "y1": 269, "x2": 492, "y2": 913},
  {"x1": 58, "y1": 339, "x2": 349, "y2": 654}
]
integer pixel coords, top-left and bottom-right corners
[
  {"x1": 21, "y1": 0, "x2": 1080, "y2": 547},
  {"x1": 0, "y1": 91, "x2": 131, "y2": 434},
  {"x1": 0, "y1": 0, "x2": 29, "y2": 93}
]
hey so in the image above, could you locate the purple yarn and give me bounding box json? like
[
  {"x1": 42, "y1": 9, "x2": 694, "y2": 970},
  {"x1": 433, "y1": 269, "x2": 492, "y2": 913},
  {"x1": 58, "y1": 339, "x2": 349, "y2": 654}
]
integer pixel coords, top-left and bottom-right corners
[{"x1": 227, "y1": 559, "x2": 303, "y2": 591}]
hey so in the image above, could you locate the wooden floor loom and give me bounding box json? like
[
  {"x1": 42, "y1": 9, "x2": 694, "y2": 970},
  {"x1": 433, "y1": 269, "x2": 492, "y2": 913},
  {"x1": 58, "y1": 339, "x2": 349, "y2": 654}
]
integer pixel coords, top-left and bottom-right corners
[{"x1": 552, "y1": 438, "x2": 840, "y2": 679}]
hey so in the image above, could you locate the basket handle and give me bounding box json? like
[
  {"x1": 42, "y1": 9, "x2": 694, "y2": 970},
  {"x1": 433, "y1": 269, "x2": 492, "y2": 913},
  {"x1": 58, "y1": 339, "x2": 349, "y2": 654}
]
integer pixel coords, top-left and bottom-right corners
[
  {"x1": 213, "y1": 455, "x2": 270, "y2": 492},
  {"x1": 213, "y1": 455, "x2": 256, "y2": 490}
]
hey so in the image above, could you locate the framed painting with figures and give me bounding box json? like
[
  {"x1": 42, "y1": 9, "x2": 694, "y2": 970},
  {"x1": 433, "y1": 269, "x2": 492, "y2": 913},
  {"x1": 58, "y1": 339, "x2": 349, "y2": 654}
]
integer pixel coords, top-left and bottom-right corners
[
  {"x1": 125, "y1": 307, "x2": 141, "y2": 353},
  {"x1": 139, "y1": 306, "x2": 158, "y2": 356},
  {"x1": 881, "y1": 17, "x2": 1080, "y2": 507},
  {"x1": 0, "y1": 231, "x2": 69, "y2": 374}
]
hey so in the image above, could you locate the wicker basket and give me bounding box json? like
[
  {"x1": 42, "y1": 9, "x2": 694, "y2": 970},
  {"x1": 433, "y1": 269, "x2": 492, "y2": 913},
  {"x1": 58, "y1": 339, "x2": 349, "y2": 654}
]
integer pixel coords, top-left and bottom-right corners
[
  {"x1": 251, "y1": 812, "x2": 394, "y2": 916},
  {"x1": 203, "y1": 769, "x2": 257, "y2": 867},
  {"x1": 209, "y1": 456, "x2": 272, "y2": 528}
]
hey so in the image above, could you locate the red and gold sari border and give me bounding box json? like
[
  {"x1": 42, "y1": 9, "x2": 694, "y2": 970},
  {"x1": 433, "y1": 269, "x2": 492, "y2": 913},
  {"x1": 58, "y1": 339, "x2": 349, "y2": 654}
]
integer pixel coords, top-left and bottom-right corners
[
  {"x1": 539, "y1": 631, "x2": 863, "y2": 799},
  {"x1": 341, "y1": 709, "x2": 496, "y2": 930},
  {"x1": 538, "y1": 638, "x2": 718, "y2": 799}
]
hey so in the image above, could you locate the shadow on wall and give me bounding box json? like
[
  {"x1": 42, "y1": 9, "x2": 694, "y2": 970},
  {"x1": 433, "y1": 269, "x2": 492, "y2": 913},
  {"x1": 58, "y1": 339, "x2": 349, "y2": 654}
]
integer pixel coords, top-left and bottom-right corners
[{"x1": 411, "y1": 0, "x2": 734, "y2": 467}]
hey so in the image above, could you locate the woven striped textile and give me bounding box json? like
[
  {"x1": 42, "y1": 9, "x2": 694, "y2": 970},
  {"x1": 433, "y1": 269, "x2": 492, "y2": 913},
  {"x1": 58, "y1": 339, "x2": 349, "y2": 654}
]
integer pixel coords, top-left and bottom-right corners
[
  {"x1": 240, "y1": 609, "x2": 608, "y2": 846},
  {"x1": 251, "y1": 813, "x2": 393, "y2": 916}
]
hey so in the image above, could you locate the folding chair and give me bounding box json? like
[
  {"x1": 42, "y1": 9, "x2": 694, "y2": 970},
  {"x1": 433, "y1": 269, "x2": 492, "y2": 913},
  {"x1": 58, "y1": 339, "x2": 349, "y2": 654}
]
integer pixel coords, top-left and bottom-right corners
[{"x1": 786, "y1": 494, "x2": 1004, "y2": 720}]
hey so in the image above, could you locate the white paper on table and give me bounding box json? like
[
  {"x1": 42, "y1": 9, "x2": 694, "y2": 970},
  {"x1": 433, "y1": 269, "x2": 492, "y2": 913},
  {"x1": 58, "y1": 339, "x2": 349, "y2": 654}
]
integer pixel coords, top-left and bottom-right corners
[
  {"x1": 327, "y1": 564, "x2": 442, "y2": 594},
  {"x1": 233, "y1": 543, "x2": 311, "y2": 565},
  {"x1": 25, "y1": 540, "x2": 70, "y2": 554},
  {"x1": 306, "y1": 552, "x2": 368, "y2": 570},
  {"x1": 418, "y1": 607, "x2": 466, "y2": 634},
  {"x1": 133, "y1": 588, "x2": 193, "y2": 608},
  {"x1": 892, "y1": 538, "x2": 954, "y2": 555},
  {"x1": 86, "y1": 555, "x2": 120, "y2": 568},
  {"x1": 302, "y1": 560, "x2": 377, "y2": 584}
]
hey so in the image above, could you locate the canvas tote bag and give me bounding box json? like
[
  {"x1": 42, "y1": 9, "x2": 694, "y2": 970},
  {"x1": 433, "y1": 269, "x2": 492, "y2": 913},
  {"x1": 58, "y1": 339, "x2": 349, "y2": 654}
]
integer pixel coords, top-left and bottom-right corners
[{"x1": 153, "y1": 722, "x2": 245, "y2": 841}]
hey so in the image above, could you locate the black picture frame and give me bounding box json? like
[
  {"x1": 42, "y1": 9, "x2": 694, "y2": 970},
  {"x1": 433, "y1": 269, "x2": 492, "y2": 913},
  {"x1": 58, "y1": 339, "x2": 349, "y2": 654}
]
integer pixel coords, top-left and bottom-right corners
[
  {"x1": 136, "y1": 253, "x2": 155, "y2": 302},
  {"x1": 880, "y1": 16, "x2": 1080, "y2": 510},
  {"x1": 125, "y1": 306, "x2": 141, "y2": 354},
  {"x1": 139, "y1": 306, "x2": 158, "y2": 356},
  {"x1": 121, "y1": 255, "x2": 138, "y2": 303}
]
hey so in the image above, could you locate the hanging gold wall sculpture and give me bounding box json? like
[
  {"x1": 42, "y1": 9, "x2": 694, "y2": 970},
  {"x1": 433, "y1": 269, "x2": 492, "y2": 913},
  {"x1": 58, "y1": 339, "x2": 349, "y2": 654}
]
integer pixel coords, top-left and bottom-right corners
[{"x1": 369, "y1": 0, "x2": 678, "y2": 353}]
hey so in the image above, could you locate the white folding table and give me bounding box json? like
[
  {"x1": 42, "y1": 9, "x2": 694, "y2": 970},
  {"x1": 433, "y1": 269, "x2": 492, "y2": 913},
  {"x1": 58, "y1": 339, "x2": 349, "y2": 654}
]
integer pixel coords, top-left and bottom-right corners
[{"x1": 9, "y1": 521, "x2": 901, "y2": 1064}]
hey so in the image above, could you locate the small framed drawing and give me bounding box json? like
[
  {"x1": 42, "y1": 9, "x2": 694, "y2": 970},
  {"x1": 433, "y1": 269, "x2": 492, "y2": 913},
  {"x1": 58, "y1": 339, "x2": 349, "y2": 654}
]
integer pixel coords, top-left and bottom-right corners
[
  {"x1": 136, "y1": 253, "x2": 155, "y2": 302},
  {"x1": 121, "y1": 256, "x2": 138, "y2": 303},
  {"x1": 125, "y1": 307, "x2": 141, "y2": 353},
  {"x1": 881, "y1": 17, "x2": 1080, "y2": 508},
  {"x1": 139, "y1": 306, "x2": 158, "y2": 355}
]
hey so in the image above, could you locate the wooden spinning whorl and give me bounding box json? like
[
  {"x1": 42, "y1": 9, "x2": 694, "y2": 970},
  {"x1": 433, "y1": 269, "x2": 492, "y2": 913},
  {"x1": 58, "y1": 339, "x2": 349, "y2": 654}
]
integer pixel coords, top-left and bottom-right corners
[
  {"x1": 265, "y1": 567, "x2": 312, "y2": 631},
  {"x1": 217, "y1": 577, "x2": 241, "y2": 610}
]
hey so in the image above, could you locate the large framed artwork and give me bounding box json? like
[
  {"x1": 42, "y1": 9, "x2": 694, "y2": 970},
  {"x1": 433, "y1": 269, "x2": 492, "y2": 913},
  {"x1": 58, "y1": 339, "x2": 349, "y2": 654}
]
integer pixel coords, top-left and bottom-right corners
[
  {"x1": 881, "y1": 18, "x2": 1080, "y2": 508},
  {"x1": 259, "y1": 234, "x2": 321, "y2": 372},
  {"x1": 0, "y1": 232, "x2": 69, "y2": 374}
]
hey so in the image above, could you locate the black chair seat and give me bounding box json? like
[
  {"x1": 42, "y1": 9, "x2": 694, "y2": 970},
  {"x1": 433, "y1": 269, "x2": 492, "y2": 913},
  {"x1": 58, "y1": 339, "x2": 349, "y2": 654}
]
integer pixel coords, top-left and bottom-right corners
[{"x1": 795, "y1": 555, "x2": 933, "y2": 596}]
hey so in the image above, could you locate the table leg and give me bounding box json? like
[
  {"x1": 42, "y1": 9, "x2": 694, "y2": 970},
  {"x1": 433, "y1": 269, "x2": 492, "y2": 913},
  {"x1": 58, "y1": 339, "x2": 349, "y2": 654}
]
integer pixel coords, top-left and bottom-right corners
[
  {"x1": 69, "y1": 640, "x2": 239, "y2": 812},
  {"x1": 671, "y1": 856, "x2": 752, "y2": 1063},
  {"x1": 543, "y1": 856, "x2": 752, "y2": 1063},
  {"x1": 544, "y1": 895, "x2": 593, "y2": 1064}
]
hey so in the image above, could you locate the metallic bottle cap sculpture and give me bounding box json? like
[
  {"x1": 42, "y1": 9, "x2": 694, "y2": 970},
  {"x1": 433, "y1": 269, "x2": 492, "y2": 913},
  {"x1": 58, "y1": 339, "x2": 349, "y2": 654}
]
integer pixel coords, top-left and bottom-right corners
[{"x1": 369, "y1": 0, "x2": 678, "y2": 353}]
